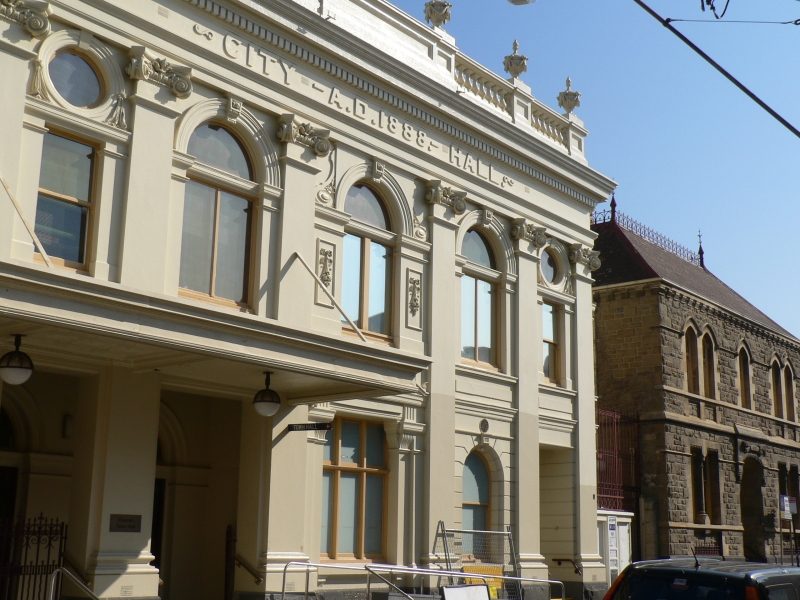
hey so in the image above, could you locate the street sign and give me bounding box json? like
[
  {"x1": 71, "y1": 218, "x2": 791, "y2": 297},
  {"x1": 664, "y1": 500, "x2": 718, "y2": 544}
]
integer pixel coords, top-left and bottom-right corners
[{"x1": 288, "y1": 422, "x2": 332, "y2": 432}]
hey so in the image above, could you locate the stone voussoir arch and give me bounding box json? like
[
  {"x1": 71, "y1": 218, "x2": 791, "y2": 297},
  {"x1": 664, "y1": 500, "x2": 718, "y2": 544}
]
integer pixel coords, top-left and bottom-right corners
[
  {"x1": 335, "y1": 162, "x2": 414, "y2": 238},
  {"x1": 455, "y1": 210, "x2": 516, "y2": 277},
  {"x1": 174, "y1": 97, "x2": 281, "y2": 192}
]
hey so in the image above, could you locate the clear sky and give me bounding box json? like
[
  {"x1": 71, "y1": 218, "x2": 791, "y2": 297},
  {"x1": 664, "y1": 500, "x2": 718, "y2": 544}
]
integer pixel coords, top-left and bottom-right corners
[{"x1": 387, "y1": 0, "x2": 800, "y2": 338}]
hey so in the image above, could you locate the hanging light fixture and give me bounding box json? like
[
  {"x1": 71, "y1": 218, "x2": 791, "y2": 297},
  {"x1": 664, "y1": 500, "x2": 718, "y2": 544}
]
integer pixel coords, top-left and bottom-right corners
[
  {"x1": 252, "y1": 371, "x2": 281, "y2": 417},
  {"x1": 0, "y1": 335, "x2": 34, "y2": 385}
]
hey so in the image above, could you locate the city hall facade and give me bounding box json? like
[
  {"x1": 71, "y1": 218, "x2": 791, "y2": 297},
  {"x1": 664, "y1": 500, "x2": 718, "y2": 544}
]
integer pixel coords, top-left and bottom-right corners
[{"x1": 0, "y1": 0, "x2": 615, "y2": 599}]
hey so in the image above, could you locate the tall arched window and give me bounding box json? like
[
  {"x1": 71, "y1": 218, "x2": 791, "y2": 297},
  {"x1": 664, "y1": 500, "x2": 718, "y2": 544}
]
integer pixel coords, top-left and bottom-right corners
[
  {"x1": 179, "y1": 123, "x2": 255, "y2": 306},
  {"x1": 785, "y1": 366, "x2": 795, "y2": 422},
  {"x1": 461, "y1": 230, "x2": 496, "y2": 366},
  {"x1": 702, "y1": 334, "x2": 716, "y2": 399},
  {"x1": 685, "y1": 328, "x2": 699, "y2": 395},
  {"x1": 462, "y1": 452, "x2": 490, "y2": 532},
  {"x1": 772, "y1": 361, "x2": 784, "y2": 419},
  {"x1": 0, "y1": 408, "x2": 15, "y2": 449},
  {"x1": 739, "y1": 348, "x2": 752, "y2": 409},
  {"x1": 342, "y1": 185, "x2": 393, "y2": 338}
]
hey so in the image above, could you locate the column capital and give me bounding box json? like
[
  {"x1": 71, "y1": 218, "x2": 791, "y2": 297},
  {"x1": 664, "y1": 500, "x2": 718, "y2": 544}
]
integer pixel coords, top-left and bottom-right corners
[
  {"x1": 276, "y1": 114, "x2": 332, "y2": 158},
  {"x1": 127, "y1": 46, "x2": 193, "y2": 99},
  {"x1": 425, "y1": 180, "x2": 467, "y2": 216},
  {"x1": 510, "y1": 218, "x2": 547, "y2": 255}
]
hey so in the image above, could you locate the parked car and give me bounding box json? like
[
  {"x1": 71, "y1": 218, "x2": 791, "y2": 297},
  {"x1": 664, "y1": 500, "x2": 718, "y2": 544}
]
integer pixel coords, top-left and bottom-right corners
[{"x1": 604, "y1": 559, "x2": 800, "y2": 600}]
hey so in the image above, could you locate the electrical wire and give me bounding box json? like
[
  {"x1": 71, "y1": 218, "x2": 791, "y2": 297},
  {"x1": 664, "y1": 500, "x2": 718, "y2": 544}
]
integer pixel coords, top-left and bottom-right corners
[
  {"x1": 667, "y1": 18, "x2": 800, "y2": 24},
  {"x1": 633, "y1": 0, "x2": 800, "y2": 140}
]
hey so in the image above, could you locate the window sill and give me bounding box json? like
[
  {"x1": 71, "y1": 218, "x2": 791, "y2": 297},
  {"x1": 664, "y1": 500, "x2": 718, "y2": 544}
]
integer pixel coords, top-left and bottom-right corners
[
  {"x1": 178, "y1": 288, "x2": 251, "y2": 313},
  {"x1": 538, "y1": 383, "x2": 576, "y2": 397},
  {"x1": 34, "y1": 252, "x2": 88, "y2": 274},
  {"x1": 456, "y1": 362, "x2": 517, "y2": 385},
  {"x1": 342, "y1": 326, "x2": 394, "y2": 346}
]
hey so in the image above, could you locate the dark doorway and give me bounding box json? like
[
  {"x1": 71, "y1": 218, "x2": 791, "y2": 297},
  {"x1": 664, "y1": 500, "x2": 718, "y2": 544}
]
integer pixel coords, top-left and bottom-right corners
[
  {"x1": 0, "y1": 468, "x2": 18, "y2": 522},
  {"x1": 150, "y1": 478, "x2": 167, "y2": 570},
  {"x1": 741, "y1": 456, "x2": 766, "y2": 562}
]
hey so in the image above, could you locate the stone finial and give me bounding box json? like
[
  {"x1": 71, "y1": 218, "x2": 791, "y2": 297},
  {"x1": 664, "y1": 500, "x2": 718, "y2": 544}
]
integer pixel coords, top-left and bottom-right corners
[
  {"x1": 698, "y1": 230, "x2": 705, "y2": 269},
  {"x1": 424, "y1": 1, "x2": 451, "y2": 28},
  {"x1": 557, "y1": 77, "x2": 581, "y2": 115},
  {"x1": 503, "y1": 40, "x2": 528, "y2": 80}
]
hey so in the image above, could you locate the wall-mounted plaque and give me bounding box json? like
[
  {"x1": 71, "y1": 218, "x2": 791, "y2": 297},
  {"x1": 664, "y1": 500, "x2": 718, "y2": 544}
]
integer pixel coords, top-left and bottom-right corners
[{"x1": 110, "y1": 514, "x2": 142, "y2": 533}]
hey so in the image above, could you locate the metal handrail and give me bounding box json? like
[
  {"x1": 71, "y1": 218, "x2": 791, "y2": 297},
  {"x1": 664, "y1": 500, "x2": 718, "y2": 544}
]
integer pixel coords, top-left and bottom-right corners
[
  {"x1": 235, "y1": 553, "x2": 264, "y2": 584},
  {"x1": 368, "y1": 563, "x2": 566, "y2": 599},
  {"x1": 48, "y1": 567, "x2": 100, "y2": 600},
  {"x1": 291, "y1": 252, "x2": 367, "y2": 342},
  {"x1": 279, "y1": 560, "x2": 565, "y2": 600}
]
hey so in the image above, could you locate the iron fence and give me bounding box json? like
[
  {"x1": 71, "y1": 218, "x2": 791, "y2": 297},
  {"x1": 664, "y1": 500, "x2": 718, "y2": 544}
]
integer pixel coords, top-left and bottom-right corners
[{"x1": 0, "y1": 515, "x2": 66, "y2": 600}]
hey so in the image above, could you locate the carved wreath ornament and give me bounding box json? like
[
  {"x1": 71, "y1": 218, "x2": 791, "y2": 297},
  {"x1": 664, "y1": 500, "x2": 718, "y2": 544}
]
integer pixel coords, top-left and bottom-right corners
[
  {"x1": 0, "y1": 0, "x2": 51, "y2": 38},
  {"x1": 408, "y1": 277, "x2": 421, "y2": 317}
]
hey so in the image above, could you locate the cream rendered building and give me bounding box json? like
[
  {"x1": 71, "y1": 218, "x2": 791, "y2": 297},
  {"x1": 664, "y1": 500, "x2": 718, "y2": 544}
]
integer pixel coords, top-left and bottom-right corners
[{"x1": 0, "y1": 0, "x2": 616, "y2": 599}]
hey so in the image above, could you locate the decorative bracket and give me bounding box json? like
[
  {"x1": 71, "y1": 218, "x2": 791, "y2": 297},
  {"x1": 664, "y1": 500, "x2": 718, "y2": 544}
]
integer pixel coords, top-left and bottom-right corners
[
  {"x1": 371, "y1": 157, "x2": 386, "y2": 184},
  {"x1": 104, "y1": 91, "x2": 128, "y2": 130},
  {"x1": 425, "y1": 180, "x2": 466, "y2": 215},
  {"x1": 126, "y1": 46, "x2": 193, "y2": 99},
  {"x1": 0, "y1": 0, "x2": 51, "y2": 38},
  {"x1": 510, "y1": 218, "x2": 546, "y2": 248},
  {"x1": 480, "y1": 209, "x2": 494, "y2": 229},
  {"x1": 226, "y1": 94, "x2": 243, "y2": 124},
  {"x1": 276, "y1": 114, "x2": 332, "y2": 158},
  {"x1": 569, "y1": 243, "x2": 601, "y2": 271}
]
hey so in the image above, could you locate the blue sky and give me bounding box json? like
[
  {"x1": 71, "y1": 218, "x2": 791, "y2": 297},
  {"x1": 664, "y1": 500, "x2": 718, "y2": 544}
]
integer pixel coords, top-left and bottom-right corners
[{"x1": 387, "y1": 0, "x2": 800, "y2": 338}]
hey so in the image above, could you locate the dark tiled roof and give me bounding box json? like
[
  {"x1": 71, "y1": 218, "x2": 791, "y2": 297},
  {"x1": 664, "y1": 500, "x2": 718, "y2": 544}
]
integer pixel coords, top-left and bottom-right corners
[{"x1": 592, "y1": 220, "x2": 797, "y2": 340}]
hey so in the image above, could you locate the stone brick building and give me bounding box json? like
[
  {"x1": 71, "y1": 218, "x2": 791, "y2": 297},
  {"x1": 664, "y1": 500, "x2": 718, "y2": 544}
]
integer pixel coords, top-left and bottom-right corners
[{"x1": 592, "y1": 202, "x2": 800, "y2": 562}]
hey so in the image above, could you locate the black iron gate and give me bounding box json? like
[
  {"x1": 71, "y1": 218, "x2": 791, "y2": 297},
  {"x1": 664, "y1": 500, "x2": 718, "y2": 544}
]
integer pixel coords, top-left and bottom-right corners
[{"x1": 0, "y1": 514, "x2": 67, "y2": 600}]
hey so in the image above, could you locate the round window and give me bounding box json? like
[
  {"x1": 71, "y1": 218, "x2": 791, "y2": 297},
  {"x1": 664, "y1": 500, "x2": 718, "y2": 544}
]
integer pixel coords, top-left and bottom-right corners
[
  {"x1": 49, "y1": 52, "x2": 102, "y2": 107},
  {"x1": 541, "y1": 250, "x2": 558, "y2": 283}
]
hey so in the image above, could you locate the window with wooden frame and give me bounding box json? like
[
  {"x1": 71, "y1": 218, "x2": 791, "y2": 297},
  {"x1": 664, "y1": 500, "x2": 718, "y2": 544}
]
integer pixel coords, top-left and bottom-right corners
[
  {"x1": 34, "y1": 132, "x2": 97, "y2": 269},
  {"x1": 542, "y1": 302, "x2": 559, "y2": 384},
  {"x1": 702, "y1": 334, "x2": 716, "y2": 399},
  {"x1": 179, "y1": 123, "x2": 256, "y2": 308},
  {"x1": 786, "y1": 366, "x2": 796, "y2": 422},
  {"x1": 685, "y1": 328, "x2": 699, "y2": 395},
  {"x1": 460, "y1": 230, "x2": 497, "y2": 367},
  {"x1": 321, "y1": 419, "x2": 387, "y2": 561},
  {"x1": 739, "y1": 348, "x2": 752, "y2": 409},
  {"x1": 341, "y1": 185, "x2": 393, "y2": 341},
  {"x1": 773, "y1": 361, "x2": 784, "y2": 419}
]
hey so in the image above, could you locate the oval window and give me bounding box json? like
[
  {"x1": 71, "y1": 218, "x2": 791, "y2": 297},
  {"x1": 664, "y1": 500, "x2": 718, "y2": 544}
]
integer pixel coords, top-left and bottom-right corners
[
  {"x1": 541, "y1": 250, "x2": 558, "y2": 283},
  {"x1": 49, "y1": 52, "x2": 102, "y2": 108}
]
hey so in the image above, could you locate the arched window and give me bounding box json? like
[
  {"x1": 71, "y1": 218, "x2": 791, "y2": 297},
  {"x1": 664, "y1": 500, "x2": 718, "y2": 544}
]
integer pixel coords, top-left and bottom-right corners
[
  {"x1": 739, "y1": 348, "x2": 752, "y2": 409},
  {"x1": 0, "y1": 408, "x2": 14, "y2": 449},
  {"x1": 179, "y1": 123, "x2": 255, "y2": 306},
  {"x1": 342, "y1": 185, "x2": 393, "y2": 338},
  {"x1": 461, "y1": 230, "x2": 496, "y2": 366},
  {"x1": 702, "y1": 334, "x2": 715, "y2": 399},
  {"x1": 785, "y1": 366, "x2": 795, "y2": 422},
  {"x1": 772, "y1": 362, "x2": 784, "y2": 419},
  {"x1": 462, "y1": 452, "x2": 490, "y2": 531},
  {"x1": 685, "y1": 328, "x2": 699, "y2": 395}
]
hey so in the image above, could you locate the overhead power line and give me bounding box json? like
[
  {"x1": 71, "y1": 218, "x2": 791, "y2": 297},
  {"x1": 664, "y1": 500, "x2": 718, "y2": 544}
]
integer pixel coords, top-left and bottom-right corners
[
  {"x1": 633, "y1": 0, "x2": 800, "y2": 140},
  {"x1": 666, "y1": 18, "x2": 800, "y2": 24}
]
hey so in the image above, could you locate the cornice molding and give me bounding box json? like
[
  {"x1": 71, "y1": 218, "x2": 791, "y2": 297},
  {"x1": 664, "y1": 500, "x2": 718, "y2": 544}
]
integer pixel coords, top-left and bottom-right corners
[{"x1": 180, "y1": 0, "x2": 608, "y2": 208}]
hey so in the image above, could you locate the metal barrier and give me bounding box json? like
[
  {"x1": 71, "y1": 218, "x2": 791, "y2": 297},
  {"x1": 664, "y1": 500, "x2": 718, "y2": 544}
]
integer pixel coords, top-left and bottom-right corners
[
  {"x1": 280, "y1": 561, "x2": 565, "y2": 600},
  {"x1": 47, "y1": 567, "x2": 99, "y2": 600}
]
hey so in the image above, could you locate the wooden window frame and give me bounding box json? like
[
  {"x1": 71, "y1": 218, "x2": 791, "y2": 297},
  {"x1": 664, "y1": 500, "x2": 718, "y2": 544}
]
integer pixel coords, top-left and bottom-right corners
[
  {"x1": 461, "y1": 452, "x2": 492, "y2": 531},
  {"x1": 34, "y1": 129, "x2": 99, "y2": 272},
  {"x1": 739, "y1": 349, "x2": 752, "y2": 409},
  {"x1": 178, "y1": 130, "x2": 257, "y2": 311},
  {"x1": 322, "y1": 418, "x2": 388, "y2": 562},
  {"x1": 460, "y1": 272, "x2": 498, "y2": 370},
  {"x1": 542, "y1": 301, "x2": 559, "y2": 385},
  {"x1": 341, "y1": 234, "x2": 393, "y2": 343}
]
